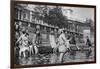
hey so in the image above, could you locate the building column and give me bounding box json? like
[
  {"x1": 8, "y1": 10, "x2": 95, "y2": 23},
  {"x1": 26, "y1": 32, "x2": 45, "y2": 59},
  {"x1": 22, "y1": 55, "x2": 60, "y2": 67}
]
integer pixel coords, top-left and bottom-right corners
[
  {"x1": 77, "y1": 25, "x2": 79, "y2": 33},
  {"x1": 73, "y1": 24, "x2": 75, "y2": 32},
  {"x1": 19, "y1": 9, "x2": 21, "y2": 20},
  {"x1": 19, "y1": 21, "x2": 22, "y2": 26},
  {"x1": 21, "y1": 10, "x2": 23, "y2": 20},
  {"x1": 27, "y1": 11, "x2": 30, "y2": 21},
  {"x1": 18, "y1": 9, "x2": 20, "y2": 20},
  {"x1": 54, "y1": 28, "x2": 57, "y2": 32},
  {"x1": 44, "y1": 26, "x2": 47, "y2": 32}
]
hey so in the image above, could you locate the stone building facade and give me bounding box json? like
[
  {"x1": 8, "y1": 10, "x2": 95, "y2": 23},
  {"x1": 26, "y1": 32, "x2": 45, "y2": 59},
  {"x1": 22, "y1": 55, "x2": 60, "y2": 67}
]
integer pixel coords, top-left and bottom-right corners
[{"x1": 14, "y1": 4, "x2": 92, "y2": 46}]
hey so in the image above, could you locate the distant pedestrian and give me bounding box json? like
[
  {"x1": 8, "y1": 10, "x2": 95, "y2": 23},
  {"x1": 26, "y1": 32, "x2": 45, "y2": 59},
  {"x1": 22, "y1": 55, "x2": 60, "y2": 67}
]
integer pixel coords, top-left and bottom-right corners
[
  {"x1": 86, "y1": 36, "x2": 92, "y2": 47},
  {"x1": 85, "y1": 36, "x2": 92, "y2": 58}
]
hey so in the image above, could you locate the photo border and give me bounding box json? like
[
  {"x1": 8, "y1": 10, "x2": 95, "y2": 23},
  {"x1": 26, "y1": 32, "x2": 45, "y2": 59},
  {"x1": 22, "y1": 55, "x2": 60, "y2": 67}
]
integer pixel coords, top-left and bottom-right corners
[{"x1": 10, "y1": 1, "x2": 96, "y2": 68}]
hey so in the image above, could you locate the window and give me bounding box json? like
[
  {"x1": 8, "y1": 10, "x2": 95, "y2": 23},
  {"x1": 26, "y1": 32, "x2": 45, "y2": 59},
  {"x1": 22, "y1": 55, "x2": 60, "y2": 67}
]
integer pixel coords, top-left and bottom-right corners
[{"x1": 15, "y1": 8, "x2": 18, "y2": 19}]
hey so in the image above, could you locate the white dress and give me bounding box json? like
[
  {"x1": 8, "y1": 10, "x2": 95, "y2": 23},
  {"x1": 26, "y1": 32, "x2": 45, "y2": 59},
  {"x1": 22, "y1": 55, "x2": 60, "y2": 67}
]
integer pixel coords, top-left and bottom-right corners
[
  {"x1": 58, "y1": 33, "x2": 67, "y2": 53},
  {"x1": 17, "y1": 34, "x2": 28, "y2": 47},
  {"x1": 32, "y1": 33, "x2": 36, "y2": 45},
  {"x1": 66, "y1": 40, "x2": 70, "y2": 48},
  {"x1": 49, "y1": 34, "x2": 57, "y2": 48},
  {"x1": 18, "y1": 34, "x2": 29, "y2": 57}
]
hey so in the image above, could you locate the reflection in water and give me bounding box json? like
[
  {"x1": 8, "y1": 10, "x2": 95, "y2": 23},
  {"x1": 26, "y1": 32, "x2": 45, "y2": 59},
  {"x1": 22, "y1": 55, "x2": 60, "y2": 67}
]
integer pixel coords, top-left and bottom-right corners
[{"x1": 17, "y1": 48, "x2": 94, "y2": 65}]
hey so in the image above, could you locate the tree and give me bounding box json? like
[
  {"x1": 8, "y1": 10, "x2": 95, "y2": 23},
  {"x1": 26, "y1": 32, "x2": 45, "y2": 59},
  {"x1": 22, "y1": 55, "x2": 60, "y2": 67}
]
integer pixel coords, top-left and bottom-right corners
[
  {"x1": 33, "y1": 5, "x2": 48, "y2": 20},
  {"x1": 44, "y1": 6, "x2": 67, "y2": 28},
  {"x1": 33, "y1": 5, "x2": 67, "y2": 28}
]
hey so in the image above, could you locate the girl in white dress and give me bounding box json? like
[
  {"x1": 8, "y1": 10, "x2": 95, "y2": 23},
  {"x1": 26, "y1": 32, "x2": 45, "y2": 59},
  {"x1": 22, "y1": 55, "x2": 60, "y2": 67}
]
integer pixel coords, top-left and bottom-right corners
[
  {"x1": 57, "y1": 29, "x2": 69, "y2": 63},
  {"x1": 16, "y1": 31, "x2": 29, "y2": 58}
]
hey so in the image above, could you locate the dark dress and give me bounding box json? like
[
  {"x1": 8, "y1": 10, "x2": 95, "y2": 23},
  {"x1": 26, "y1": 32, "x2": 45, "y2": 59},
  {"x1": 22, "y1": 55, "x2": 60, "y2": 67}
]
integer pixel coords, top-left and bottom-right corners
[
  {"x1": 86, "y1": 38, "x2": 92, "y2": 47},
  {"x1": 85, "y1": 38, "x2": 92, "y2": 58},
  {"x1": 35, "y1": 31, "x2": 41, "y2": 45}
]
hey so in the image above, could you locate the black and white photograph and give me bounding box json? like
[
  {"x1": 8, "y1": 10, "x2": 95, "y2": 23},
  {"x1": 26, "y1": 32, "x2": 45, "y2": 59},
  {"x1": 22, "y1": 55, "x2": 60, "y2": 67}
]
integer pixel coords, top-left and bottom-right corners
[{"x1": 11, "y1": 1, "x2": 96, "y2": 68}]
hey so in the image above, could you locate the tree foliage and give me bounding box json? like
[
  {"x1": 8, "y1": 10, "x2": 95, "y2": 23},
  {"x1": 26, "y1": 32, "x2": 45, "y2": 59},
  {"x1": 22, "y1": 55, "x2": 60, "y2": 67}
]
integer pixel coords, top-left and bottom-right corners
[
  {"x1": 33, "y1": 5, "x2": 67, "y2": 28},
  {"x1": 44, "y1": 6, "x2": 67, "y2": 28}
]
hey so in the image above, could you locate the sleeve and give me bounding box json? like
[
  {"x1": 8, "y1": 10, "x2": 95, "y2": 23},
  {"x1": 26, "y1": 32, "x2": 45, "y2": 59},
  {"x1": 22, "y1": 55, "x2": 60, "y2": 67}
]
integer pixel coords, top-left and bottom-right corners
[
  {"x1": 61, "y1": 34, "x2": 68, "y2": 46},
  {"x1": 62, "y1": 34, "x2": 67, "y2": 42},
  {"x1": 16, "y1": 35, "x2": 23, "y2": 44}
]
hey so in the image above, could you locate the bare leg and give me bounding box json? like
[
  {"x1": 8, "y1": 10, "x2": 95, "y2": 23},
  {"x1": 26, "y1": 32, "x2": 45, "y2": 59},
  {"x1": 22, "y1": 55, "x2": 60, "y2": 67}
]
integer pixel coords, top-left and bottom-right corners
[
  {"x1": 59, "y1": 53, "x2": 64, "y2": 63},
  {"x1": 34, "y1": 46, "x2": 38, "y2": 54},
  {"x1": 19, "y1": 50, "x2": 22, "y2": 57},
  {"x1": 29, "y1": 48, "x2": 32, "y2": 56},
  {"x1": 31, "y1": 47, "x2": 34, "y2": 55},
  {"x1": 23, "y1": 51, "x2": 26, "y2": 58},
  {"x1": 30, "y1": 48, "x2": 33, "y2": 56}
]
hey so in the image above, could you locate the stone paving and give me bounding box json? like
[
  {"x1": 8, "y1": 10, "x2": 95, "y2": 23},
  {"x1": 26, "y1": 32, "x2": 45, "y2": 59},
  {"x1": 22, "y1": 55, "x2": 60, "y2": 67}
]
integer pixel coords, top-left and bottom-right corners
[{"x1": 17, "y1": 47, "x2": 94, "y2": 65}]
